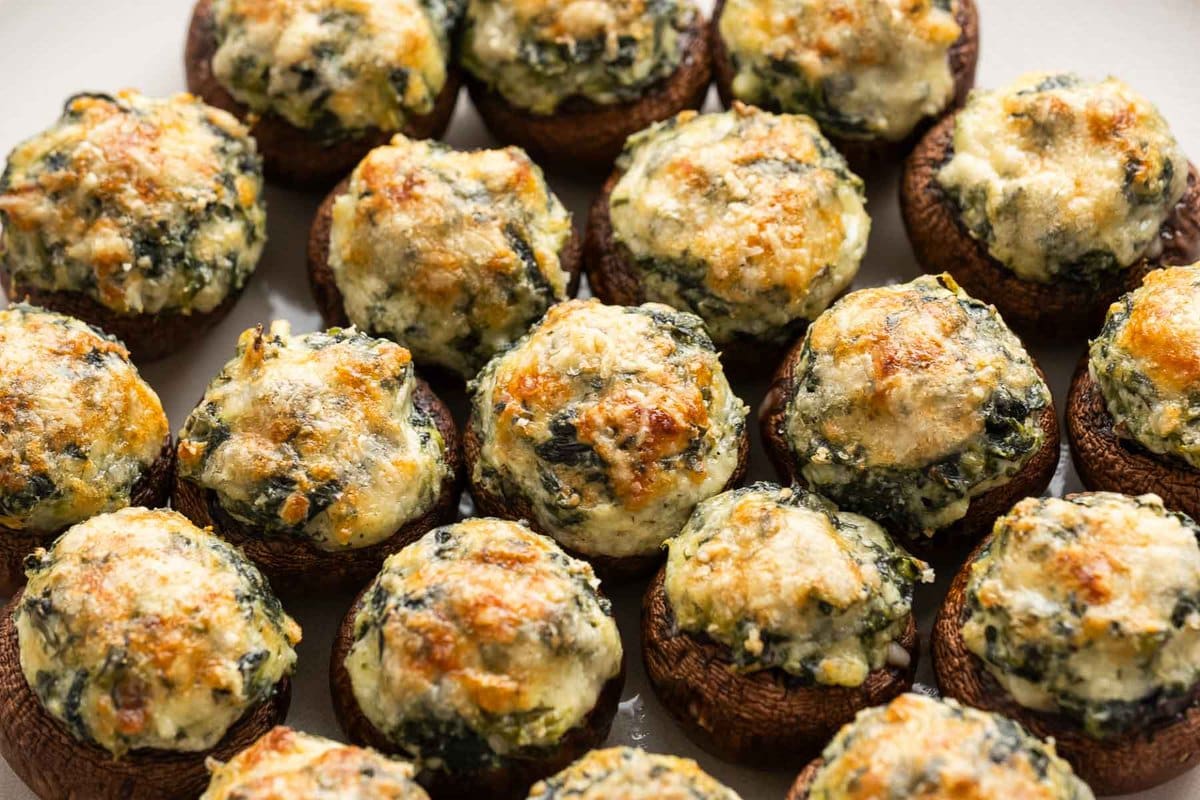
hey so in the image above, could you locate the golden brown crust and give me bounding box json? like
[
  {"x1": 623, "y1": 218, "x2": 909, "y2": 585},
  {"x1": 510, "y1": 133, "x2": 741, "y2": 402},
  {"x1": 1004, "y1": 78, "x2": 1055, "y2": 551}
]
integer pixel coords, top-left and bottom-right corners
[
  {"x1": 784, "y1": 759, "x2": 824, "y2": 800},
  {"x1": 462, "y1": 405, "x2": 749, "y2": 582},
  {"x1": 184, "y1": 0, "x2": 461, "y2": 189},
  {"x1": 758, "y1": 340, "x2": 1060, "y2": 547},
  {"x1": 1067, "y1": 358, "x2": 1200, "y2": 520},
  {"x1": 0, "y1": 436, "x2": 175, "y2": 598},
  {"x1": 463, "y1": 13, "x2": 712, "y2": 173},
  {"x1": 0, "y1": 590, "x2": 291, "y2": 800},
  {"x1": 933, "y1": 536, "x2": 1200, "y2": 794},
  {"x1": 901, "y1": 116, "x2": 1200, "y2": 340},
  {"x1": 328, "y1": 584, "x2": 625, "y2": 800},
  {"x1": 641, "y1": 568, "x2": 917, "y2": 766},
  {"x1": 171, "y1": 379, "x2": 462, "y2": 594},
  {"x1": 711, "y1": 0, "x2": 979, "y2": 174}
]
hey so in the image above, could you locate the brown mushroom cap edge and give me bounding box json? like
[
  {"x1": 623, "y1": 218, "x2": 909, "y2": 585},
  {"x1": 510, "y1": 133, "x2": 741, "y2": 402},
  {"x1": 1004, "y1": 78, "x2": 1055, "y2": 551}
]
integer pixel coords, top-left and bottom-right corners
[{"x1": 784, "y1": 758, "x2": 825, "y2": 800}]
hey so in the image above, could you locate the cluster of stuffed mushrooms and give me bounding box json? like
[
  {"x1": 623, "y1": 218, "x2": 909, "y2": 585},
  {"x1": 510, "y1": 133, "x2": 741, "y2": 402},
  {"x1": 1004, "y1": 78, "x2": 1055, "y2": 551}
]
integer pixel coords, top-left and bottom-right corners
[{"x1": 2, "y1": 0, "x2": 1200, "y2": 798}]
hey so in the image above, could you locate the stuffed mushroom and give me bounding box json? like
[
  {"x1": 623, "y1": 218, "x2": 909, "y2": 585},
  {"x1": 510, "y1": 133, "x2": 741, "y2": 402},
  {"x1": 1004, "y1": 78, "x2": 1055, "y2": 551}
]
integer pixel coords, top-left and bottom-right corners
[{"x1": 526, "y1": 747, "x2": 742, "y2": 800}]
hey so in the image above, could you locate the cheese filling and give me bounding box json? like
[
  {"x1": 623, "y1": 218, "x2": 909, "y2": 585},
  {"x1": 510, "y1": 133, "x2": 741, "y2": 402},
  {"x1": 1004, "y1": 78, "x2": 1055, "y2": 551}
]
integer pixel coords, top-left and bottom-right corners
[
  {"x1": 461, "y1": 0, "x2": 697, "y2": 114},
  {"x1": 210, "y1": 0, "x2": 455, "y2": 140},
  {"x1": 718, "y1": 0, "x2": 961, "y2": 141},
  {"x1": 329, "y1": 135, "x2": 572, "y2": 378},
  {"x1": 1090, "y1": 264, "x2": 1200, "y2": 468},
  {"x1": 0, "y1": 90, "x2": 265, "y2": 314},
  {"x1": 665, "y1": 484, "x2": 929, "y2": 687},
  {"x1": 782, "y1": 274, "x2": 1050, "y2": 536},
  {"x1": 609, "y1": 105, "x2": 869, "y2": 345},
  {"x1": 344, "y1": 519, "x2": 623, "y2": 769},
  {"x1": 527, "y1": 747, "x2": 742, "y2": 800},
  {"x1": 0, "y1": 305, "x2": 168, "y2": 533},
  {"x1": 469, "y1": 299, "x2": 748, "y2": 559},
  {"x1": 937, "y1": 73, "x2": 1188, "y2": 284},
  {"x1": 176, "y1": 321, "x2": 449, "y2": 550},
  {"x1": 16, "y1": 508, "x2": 300, "y2": 756}
]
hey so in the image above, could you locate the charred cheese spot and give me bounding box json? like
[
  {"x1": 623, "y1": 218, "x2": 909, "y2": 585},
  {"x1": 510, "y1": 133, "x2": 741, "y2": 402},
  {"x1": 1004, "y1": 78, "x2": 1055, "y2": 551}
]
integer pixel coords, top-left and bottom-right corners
[
  {"x1": 461, "y1": 0, "x2": 697, "y2": 114},
  {"x1": 0, "y1": 305, "x2": 168, "y2": 533},
  {"x1": 201, "y1": 726, "x2": 428, "y2": 800},
  {"x1": 469, "y1": 299, "x2": 748, "y2": 558},
  {"x1": 782, "y1": 274, "x2": 1049, "y2": 536},
  {"x1": 527, "y1": 747, "x2": 742, "y2": 800},
  {"x1": 344, "y1": 519, "x2": 622, "y2": 768},
  {"x1": 719, "y1": 0, "x2": 961, "y2": 141},
  {"x1": 0, "y1": 90, "x2": 265, "y2": 315},
  {"x1": 1090, "y1": 264, "x2": 1200, "y2": 468},
  {"x1": 15, "y1": 507, "x2": 300, "y2": 756},
  {"x1": 962, "y1": 493, "x2": 1200, "y2": 738},
  {"x1": 937, "y1": 73, "x2": 1188, "y2": 284},
  {"x1": 666, "y1": 483, "x2": 930, "y2": 686},
  {"x1": 329, "y1": 136, "x2": 572, "y2": 377},
  {"x1": 177, "y1": 321, "x2": 449, "y2": 550},
  {"x1": 609, "y1": 105, "x2": 870, "y2": 345},
  {"x1": 808, "y1": 694, "x2": 1093, "y2": 800},
  {"x1": 210, "y1": 0, "x2": 456, "y2": 140}
]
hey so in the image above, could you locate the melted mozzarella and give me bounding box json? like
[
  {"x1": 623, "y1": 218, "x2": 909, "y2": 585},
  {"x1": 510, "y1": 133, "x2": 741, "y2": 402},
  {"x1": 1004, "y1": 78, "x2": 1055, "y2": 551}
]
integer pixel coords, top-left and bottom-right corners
[
  {"x1": 719, "y1": 0, "x2": 961, "y2": 141},
  {"x1": 469, "y1": 299, "x2": 748, "y2": 558},
  {"x1": 0, "y1": 305, "x2": 168, "y2": 532},
  {"x1": 16, "y1": 508, "x2": 300, "y2": 756},
  {"x1": 177, "y1": 321, "x2": 449, "y2": 550},
  {"x1": 0, "y1": 90, "x2": 265, "y2": 314},
  {"x1": 527, "y1": 747, "x2": 742, "y2": 800},
  {"x1": 201, "y1": 727, "x2": 428, "y2": 800},
  {"x1": 937, "y1": 73, "x2": 1187, "y2": 283},
  {"x1": 665, "y1": 484, "x2": 929, "y2": 686},
  {"x1": 808, "y1": 694, "x2": 1093, "y2": 800},
  {"x1": 610, "y1": 105, "x2": 869, "y2": 344},
  {"x1": 329, "y1": 135, "x2": 572, "y2": 377},
  {"x1": 344, "y1": 519, "x2": 623, "y2": 762}
]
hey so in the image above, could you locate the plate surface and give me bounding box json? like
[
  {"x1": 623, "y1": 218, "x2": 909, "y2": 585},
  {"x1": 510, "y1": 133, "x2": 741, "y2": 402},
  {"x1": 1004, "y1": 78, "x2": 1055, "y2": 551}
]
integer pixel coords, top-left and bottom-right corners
[{"x1": 1, "y1": 0, "x2": 1199, "y2": 797}]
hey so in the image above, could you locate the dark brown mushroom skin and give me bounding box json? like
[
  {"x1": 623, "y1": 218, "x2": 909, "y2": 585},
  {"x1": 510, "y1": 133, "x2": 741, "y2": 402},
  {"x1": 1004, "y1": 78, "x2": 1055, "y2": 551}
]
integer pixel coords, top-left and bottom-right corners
[
  {"x1": 758, "y1": 340, "x2": 1060, "y2": 550},
  {"x1": 0, "y1": 591, "x2": 291, "y2": 800},
  {"x1": 171, "y1": 379, "x2": 462, "y2": 595},
  {"x1": 463, "y1": 9, "x2": 712, "y2": 174},
  {"x1": 0, "y1": 436, "x2": 175, "y2": 599},
  {"x1": 307, "y1": 177, "x2": 583, "y2": 386},
  {"x1": 933, "y1": 536, "x2": 1200, "y2": 795},
  {"x1": 1067, "y1": 357, "x2": 1200, "y2": 522},
  {"x1": 462, "y1": 409, "x2": 749, "y2": 582},
  {"x1": 901, "y1": 117, "x2": 1200, "y2": 341},
  {"x1": 784, "y1": 758, "x2": 825, "y2": 800},
  {"x1": 329, "y1": 583, "x2": 625, "y2": 800},
  {"x1": 0, "y1": 266, "x2": 245, "y2": 364},
  {"x1": 711, "y1": 0, "x2": 979, "y2": 175},
  {"x1": 641, "y1": 567, "x2": 917, "y2": 767},
  {"x1": 185, "y1": 0, "x2": 461, "y2": 189}
]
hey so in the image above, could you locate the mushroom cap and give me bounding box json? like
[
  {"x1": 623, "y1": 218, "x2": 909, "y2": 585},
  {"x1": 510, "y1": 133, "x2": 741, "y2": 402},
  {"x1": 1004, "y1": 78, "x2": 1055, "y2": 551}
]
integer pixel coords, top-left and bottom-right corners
[{"x1": 184, "y1": 0, "x2": 461, "y2": 188}]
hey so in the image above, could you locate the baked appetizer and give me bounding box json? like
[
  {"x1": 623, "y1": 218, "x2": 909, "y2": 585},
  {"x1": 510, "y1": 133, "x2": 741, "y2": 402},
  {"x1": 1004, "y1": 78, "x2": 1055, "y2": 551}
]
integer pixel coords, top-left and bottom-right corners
[
  {"x1": 643, "y1": 483, "x2": 929, "y2": 765},
  {"x1": 713, "y1": 0, "x2": 979, "y2": 170},
  {"x1": 309, "y1": 135, "x2": 580, "y2": 380},
  {"x1": 761, "y1": 274, "x2": 1058, "y2": 545},
  {"x1": 0, "y1": 507, "x2": 300, "y2": 800},
  {"x1": 1069, "y1": 264, "x2": 1200, "y2": 519},
  {"x1": 903, "y1": 72, "x2": 1200, "y2": 339},
  {"x1": 0, "y1": 304, "x2": 172, "y2": 597},
  {"x1": 585, "y1": 104, "x2": 869, "y2": 363},
  {"x1": 459, "y1": 0, "x2": 712, "y2": 170},
  {"x1": 0, "y1": 90, "x2": 266, "y2": 360},
  {"x1": 785, "y1": 693, "x2": 1094, "y2": 800},
  {"x1": 330, "y1": 518, "x2": 624, "y2": 800},
  {"x1": 186, "y1": 0, "x2": 461, "y2": 186},
  {"x1": 466, "y1": 299, "x2": 749, "y2": 578},
  {"x1": 202, "y1": 726, "x2": 429, "y2": 799},
  {"x1": 934, "y1": 492, "x2": 1200, "y2": 794},
  {"x1": 526, "y1": 747, "x2": 742, "y2": 800},
  {"x1": 172, "y1": 320, "x2": 461, "y2": 592}
]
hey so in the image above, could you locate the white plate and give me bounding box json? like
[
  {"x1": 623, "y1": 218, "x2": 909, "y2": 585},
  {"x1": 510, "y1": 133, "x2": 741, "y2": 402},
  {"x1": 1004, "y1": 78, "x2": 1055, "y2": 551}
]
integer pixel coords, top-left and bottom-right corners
[{"x1": 1, "y1": 1, "x2": 1199, "y2": 797}]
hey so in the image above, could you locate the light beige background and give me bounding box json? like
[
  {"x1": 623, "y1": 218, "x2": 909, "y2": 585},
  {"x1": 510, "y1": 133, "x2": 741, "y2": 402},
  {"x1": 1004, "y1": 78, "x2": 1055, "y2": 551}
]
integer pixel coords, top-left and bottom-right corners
[{"x1": 1, "y1": 0, "x2": 1199, "y2": 797}]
